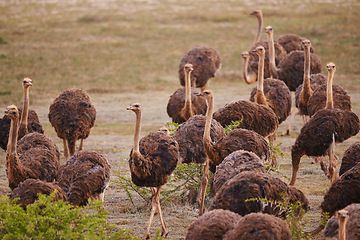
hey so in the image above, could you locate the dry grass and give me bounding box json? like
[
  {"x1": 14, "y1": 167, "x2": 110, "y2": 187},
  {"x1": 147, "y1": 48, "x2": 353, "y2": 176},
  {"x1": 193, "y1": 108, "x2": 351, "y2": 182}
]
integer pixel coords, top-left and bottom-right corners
[{"x1": 0, "y1": 0, "x2": 360, "y2": 239}]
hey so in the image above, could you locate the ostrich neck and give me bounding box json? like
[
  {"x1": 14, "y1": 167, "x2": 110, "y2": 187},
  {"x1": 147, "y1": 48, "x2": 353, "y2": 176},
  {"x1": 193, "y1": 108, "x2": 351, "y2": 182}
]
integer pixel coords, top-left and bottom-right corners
[
  {"x1": 325, "y1": 71, "x2": 334, "y2": 109},
  {"x1": 254, "y1": 14, "x2": 263, "y2": 44},
  {"x1": 21, "y1": 87, "x2": 29, "y2": 128},
  {"x1": 267, "y1": 31, "x2": 276, "y2": 78},
  {"x1": 7, "y1": 116, "x2": 19, "y2": 154},
  {"x1": 338, "y1": 217, "x2": 347, "y2": 240},
  {"x1": 133, "y1": 110, "x2": 141, "y2": 153},
  {"x1": 183, "y1": 70, "x2": 193, "y2": 119},
  {"x1": 302, "y1": 46, "x2": 312, "y2": 97},
  {"x1": 255, "y1": 53, "x2": 268, "y2": 106},
  {"x1": 203, "y1": 95, "x2": 214, "y2": 153},
  {"x1": 242, "y1": 56, "x2": 255, "y2": 84}
]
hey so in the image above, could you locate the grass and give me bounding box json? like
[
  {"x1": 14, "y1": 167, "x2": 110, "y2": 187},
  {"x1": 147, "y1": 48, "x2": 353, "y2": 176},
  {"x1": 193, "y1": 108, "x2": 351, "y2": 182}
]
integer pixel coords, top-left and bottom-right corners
[{"x1": 0, "y1": 1, "x2": 359, "y2": 239}]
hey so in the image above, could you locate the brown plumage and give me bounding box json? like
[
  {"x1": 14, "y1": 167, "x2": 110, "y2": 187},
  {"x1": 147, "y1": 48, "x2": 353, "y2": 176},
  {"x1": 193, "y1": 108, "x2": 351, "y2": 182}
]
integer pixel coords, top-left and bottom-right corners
[
  {"x1": 56, "y1": 150, "x2": 111, "y2": 206},
  {"x1": 208, "y1": 171, "x2": 309, "y2": 218},
  {"x1": 223, "y1": 212, "x2": 292, "y2": 240},
  {"x1": 9, "y1": 178, "x2": 67, "y2": 209},
  {"x1": 213, "y1": 99, "x2": 278, "y2": 138},
  {"x1": 185, "y1": 209, "x2": 241, "y2": 240},
  {"x1": 5, "y1": 105, "x2": 61, "y2": 190},
  {"x1": 277, "y1": 33, "x2": 315, "y2": 54},
  {"x1": 213, "y1": 150, "x2": 266, "y2": 193},
  {"x1": 309, "y1": 163, "x2": 360, "y2": 236},
  {"x1": 340, "y1": 141, "x2": 360, "y2": 176},
  {"x1": 290, "y1": 63, "x2": 359, "y2": 185},
  {"x1": 179, "y1": 46, "x2": 221, "y2": 91},
  {"x1": 321, "y1": 204, "x2": 360, "y2": 240},
  {"x1": 307, "y1": 63, "x2": 351, "y2": 117},
  {"x1": 127, "y1": 103, "x2": 179, "y2": 239},
  {"x1": 0, "y1": 78, "x2": 44, "y2": 151},
  {"x1": 249, "y1": 45, "x2": 291, "y2": 126},
  {"x1": 167, "y1": 63, "x2": 207, "y2": 123},
  {"x1": 48, "y1": 88, "x2": 96, "y2": 160}
]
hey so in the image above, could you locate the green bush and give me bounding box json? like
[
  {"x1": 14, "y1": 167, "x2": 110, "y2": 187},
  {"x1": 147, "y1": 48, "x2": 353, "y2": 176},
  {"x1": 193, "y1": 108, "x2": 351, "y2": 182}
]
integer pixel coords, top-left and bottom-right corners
[{"x1": 0, "y1": 193, "x2": 139, "y2": 240}]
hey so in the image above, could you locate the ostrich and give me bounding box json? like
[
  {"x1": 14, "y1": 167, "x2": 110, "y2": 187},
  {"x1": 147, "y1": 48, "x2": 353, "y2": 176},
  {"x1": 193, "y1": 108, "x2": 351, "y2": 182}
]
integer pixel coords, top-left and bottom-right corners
[
  {"x1": 208, "y1": 171, "x2": 309, "y2": 218},
  {"x1": 309, "y1": 163, "x2": 360, "y2": 237},
  {"x1": 48, "y1": 88, "x2": 96, "y2": 160},
  {"x1": 4, "y1": 105, "x2": 61, "y2": 190},
  {"x1": 185, "y1": 209, "x2": 242, "y2": 240},
  {"x1": 172, "y1": 114, "x2": 225, "y2": 213},
  {"x1": 167, "y1": 63, "x2": 207, "y2": 123},
  {"x1": 0, "y1": 78, "x2": 44, "y2": 150},
  {"x1": 223, "y1": 212, "x2": 292, "y2": 240},
  {"x1": 178, "y1": 46, "x2": 221, "y2": 92},
  {"x1": 9, "y1": 178, "x2": 67, "y2": 209},
  {"x1": 127, "y1": 103, "x2": 179, "y2": 239},
  {"x1": 321, "y1": 204, "x2": 360, "y2": 240},
  {"x1": 290, "y1": 63, "x2": 360, "y2": 185},
  {"x1": 56, "y1": 150, "x2": 111, "y2": 206},
  {"x1": 249, "y1": 45, "x2": 291, "y2": 145},
  {"x1": 307, "y1": 63, "x2": 351, "y2": 117},
  {"x1": 339, "y1": 141, "x2": 360, "y2": 176},
  {"x1": 250, "y1": 9, "x2": 263, "y2": 45},
  {"x1": 213, "y1": 150, "x2": 266, "y2": 193}
]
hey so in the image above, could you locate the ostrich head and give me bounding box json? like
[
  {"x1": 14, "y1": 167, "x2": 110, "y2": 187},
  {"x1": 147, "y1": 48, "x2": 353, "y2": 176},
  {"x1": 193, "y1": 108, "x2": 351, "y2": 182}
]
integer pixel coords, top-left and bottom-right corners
[
  {"x1": 5, "y1": 105, "x2": 19, "y2": 120},
  {"x1": 22, "y1": 78, "x2": 33, "y2": 89},
  {"x1": 197, "y1": 89, "x2": 213, "y2": 102},
  {"x1": 326, "y1": 62, "x2": 336, "y2": 73},
  {"x1": 184, "y1": 63, "x2": 194, "y2": 73},
  {"x1": 159, "y1": 126, "x2": 170, "y2": 136},
  {"x1": 337, "y1": 209, "x2": 349, "y2": 221},
  {"x1": 127, "y1": 103, "x2": 141, "y2": 113},
  {"x1": 301, "y1": 39, "x2": 311, "y2": 49},
  {"x1": 250, "y1": 9, "x2": 262, "y2": 17},
  {"x1": 241, "y1": 51, "x2": 250, "y2": 59},
  {"x1": 264, "y1": 26, "x2": 273, "y2": 35},
  {"x1": 252, "y1": 46, "x2": 266, "y2": 57}
]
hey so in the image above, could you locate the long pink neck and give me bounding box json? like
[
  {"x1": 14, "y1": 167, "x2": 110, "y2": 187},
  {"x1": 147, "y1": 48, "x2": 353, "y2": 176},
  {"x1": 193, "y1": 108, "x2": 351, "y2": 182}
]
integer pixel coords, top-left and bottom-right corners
[
  {"x1": 242, "y1": 55, "x2": 257, "y2": 84},
  {"x1": 302, "y1": 45, "x2": 312, "y2": 98},
  {"x1": 7, "y1": 116, "x2": 19, "y2": 154},
  {"x1": 254, "y1": 14, "x2": 263, "y2": 44},
  {"x1": 338, "y1": 217, "x2": 347, "y2": 240},
  {"x1": 325, "y1": 70, "x2": 335, "y2": 109},
  {"x1": 133, "y1": 110, "x2": 141, "y2": 153},
  {"x1": 182, "y1": 69, "x2": 193, "y2": 119},
  {"x1": 255, "y1": 53, "x2": 268, "y2": 106},
  {"x1": 20, "y1": 87, "x2": 29, "y2": 129},
  {"x1": 267, "y1": 31, "x2": 276, "y2": 78},
  {"x1": 203, "y1": 94, "x2": 217, "y2": 164}
]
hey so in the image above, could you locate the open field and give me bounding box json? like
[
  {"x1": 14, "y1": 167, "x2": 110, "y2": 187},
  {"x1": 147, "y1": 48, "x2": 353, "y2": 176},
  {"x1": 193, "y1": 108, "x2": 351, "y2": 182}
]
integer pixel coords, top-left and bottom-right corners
[{"x1": 0, "y1": 0, "x2": 360, "y2": 239}]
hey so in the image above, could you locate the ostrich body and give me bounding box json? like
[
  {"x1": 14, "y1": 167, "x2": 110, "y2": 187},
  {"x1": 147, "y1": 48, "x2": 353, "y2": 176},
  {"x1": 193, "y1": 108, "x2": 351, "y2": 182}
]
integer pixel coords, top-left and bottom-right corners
[
  {"x1": 249, "y1": 45, "x2": 291, "y2": 146},
  {"x1": 179, "y1": 46, "x2": 221, "y2": 91},
  {"x1": 307, "y1": 65, "x2": 351, "y2": 117},
  {"x1": 223, "y1": 212, "x2": 292, "y2": 240},
  {"x1": 48, "y1": 88, "x2": 96, "y2": 160},
  {"x1": 208, "y1": 171, "x2": 309, "y2": 217},
  {"x1": 0, "y1": 78, "x2": 44, "y2": 151},
  {"x1": 127, "y1": 103, "x2": 179, "y2": 239},
  {"x1": 340, "y1": 141, "x2": 360, "y2": 176},
  {"x1": 277, "y1": 33, "x2": 314, "y2": 54},
  {"x1": 213, "y1": 150, "x2": 266, "y2": 193},
  {"x1": 290, "y1": 63, "x2": 360, "y2": 185},
  {"x1": 321, "y1": 204, "x2": 360, "y2": 240},
  {"x1": 213, "y1": 99, "x2": 278, "y2": 138},
  {"x1": 5, "y1": 105, "x2": 61, "y2": 190},
  {"x1": 310, "y1": 163, "x2": 360, "y2": 236},
  {"x1": 167, "y1": 63, "x2": 207, "y2": 123},
  {"x1": 9, "y1": 178, "x2": 67, "y2": 209},
  {"x1": 56, "y1": 150, "x2": 111, "y2": 206},
  {"x1": 185, "y1": 209, "x2": 241, "y2": 240}
]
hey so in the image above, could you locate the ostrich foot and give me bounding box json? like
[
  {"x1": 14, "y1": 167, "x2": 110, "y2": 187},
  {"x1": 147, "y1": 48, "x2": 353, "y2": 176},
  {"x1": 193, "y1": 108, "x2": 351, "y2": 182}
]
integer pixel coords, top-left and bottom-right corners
[
  {"x1": 161, "y1": 229, "x2": 169, "y2": 237},
  {"x1": 281, "y1": 128, "x2": 290, "y2": 136},
  {"x1": 143, "y1": 233, "x2": 150, "y2": 240}
]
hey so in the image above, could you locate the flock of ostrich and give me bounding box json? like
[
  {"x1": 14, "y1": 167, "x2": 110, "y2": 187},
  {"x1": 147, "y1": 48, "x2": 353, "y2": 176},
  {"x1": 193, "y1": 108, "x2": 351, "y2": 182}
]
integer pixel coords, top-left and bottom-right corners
[{"x1": 1, "y1": 8, "x2": 360, "y2": 240}]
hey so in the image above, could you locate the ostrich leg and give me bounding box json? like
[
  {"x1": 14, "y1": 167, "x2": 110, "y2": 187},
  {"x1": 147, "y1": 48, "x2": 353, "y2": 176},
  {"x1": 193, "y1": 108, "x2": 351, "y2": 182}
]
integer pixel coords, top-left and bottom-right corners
[{"x1": 197, "y1": 159, "x2": 209, "y2": 216}]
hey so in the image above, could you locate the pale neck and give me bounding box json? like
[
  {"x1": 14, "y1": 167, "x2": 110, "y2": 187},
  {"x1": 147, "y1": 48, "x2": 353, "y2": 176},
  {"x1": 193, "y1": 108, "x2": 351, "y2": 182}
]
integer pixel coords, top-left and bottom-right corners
[
  {"x1": 338, "y1": 217, "x2": 347, "y2": 240},
  {"x1": 325, "y1": 71, "x2": 334, "y2": 109},
  {"x1": 254, "y1": 14, "x2": 263, "y2": 44},
  {"x1": 7, "y1": 116, "x2": 19, "y2": 154},
  {"x1": 257, "y1": 54, "x2": 265, "y2": 93},
  {"x1": 303, "y1": 46, "x2": 311, "y2": 89},
  {"x1": 204, "y1": 95, "x2": 214, "y2": 144},
  {"x1": 21, "y1": 87, "x2": 29, "y2": 127},
  {"x1": 242, "y1": 56, "x2": 251, "y2": 84},
  {"x1": 184, "y1": 69, "x2": 192, "y2": 113},
  {"x1": 267, "y1": 31, "x2": 276, "y2": 78},
  {"x1": 133, "y1": 110, "x2": 141, "y2": 153}
]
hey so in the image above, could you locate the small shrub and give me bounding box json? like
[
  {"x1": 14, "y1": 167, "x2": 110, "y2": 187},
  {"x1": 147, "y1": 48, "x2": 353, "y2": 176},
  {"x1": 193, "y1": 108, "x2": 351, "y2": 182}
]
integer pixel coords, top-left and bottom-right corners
[
  {"x1": 165, "y1": 122, "x2": 181, "y2": 136},
  {"x1": 224, "y1": 120, "x2": 242, "y2": 134}
]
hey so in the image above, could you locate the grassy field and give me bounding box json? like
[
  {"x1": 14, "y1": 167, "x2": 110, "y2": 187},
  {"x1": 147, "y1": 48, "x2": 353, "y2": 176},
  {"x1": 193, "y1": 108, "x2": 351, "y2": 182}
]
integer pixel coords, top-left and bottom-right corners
[{"x1": 0, "y1": 0, "x2": 360, "y2": 239}]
